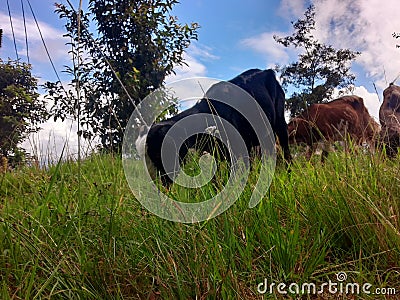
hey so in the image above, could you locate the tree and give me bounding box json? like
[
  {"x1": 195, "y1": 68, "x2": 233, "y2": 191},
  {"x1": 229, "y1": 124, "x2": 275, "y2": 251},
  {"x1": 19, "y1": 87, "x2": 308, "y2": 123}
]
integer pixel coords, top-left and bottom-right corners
[
  {"x1": 274, "y1": 5, "x2": 360, "y2": 118},
  {"x1": 0, "y1": 59, "x2": 48, "y2": 166},
  {"x1": 44, "y1": 0, "x2": 199, "y2": 151}
]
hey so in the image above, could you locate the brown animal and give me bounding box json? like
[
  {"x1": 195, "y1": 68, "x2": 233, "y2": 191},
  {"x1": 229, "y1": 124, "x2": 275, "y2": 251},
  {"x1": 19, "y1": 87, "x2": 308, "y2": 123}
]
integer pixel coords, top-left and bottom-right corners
[
  {"x1": 379, "y1": 83, "x2": 400, "y2": 156},
  {"x1": 288, "y1": 95, "x2": 380, "y2": 160}
]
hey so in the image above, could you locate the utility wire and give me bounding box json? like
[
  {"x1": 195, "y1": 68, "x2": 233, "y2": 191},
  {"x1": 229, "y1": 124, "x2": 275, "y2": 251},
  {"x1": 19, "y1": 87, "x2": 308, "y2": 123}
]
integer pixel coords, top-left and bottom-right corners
[
  {"x1": 65, "y1": 0, "x2": 126, "y2": 134},
  {"x1": 25, "y1": 0, "x2": 74, "y2": 112},
  {"x1": 25, "y1": 0, "x2": 63, "y2": 85},
  {"x1": 6, "y1": 0, "x2": 19, "y2": 61},
  {"x1": 391, "y1": 71, "x2": 400, "y2": 85},
  {"x1": 20, "y1": 0, "x2": 30, "y2": 64},
  {"x1": 65, "y1": 0, "x2": 147, "y2": 127}
]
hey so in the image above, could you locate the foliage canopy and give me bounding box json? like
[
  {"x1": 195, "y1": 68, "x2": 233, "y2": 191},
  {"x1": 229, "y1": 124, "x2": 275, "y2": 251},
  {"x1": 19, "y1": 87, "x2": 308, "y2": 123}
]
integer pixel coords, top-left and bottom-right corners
[
  {"x1": 44, "y1": 0, "x2": 199, "y2": 151},
  {"x1": 274, "y1": 5, "x2": 360, "y2": 118},
  {"x1": 0, "y1": 59, "x2": 47, "y2": 165}
]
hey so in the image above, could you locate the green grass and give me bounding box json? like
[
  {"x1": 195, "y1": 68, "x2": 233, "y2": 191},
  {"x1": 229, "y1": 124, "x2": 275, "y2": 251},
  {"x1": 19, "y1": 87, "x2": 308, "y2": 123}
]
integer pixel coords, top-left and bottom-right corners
[{"x1": 0, "y1": 149, "x2": 399, "y2": 299}]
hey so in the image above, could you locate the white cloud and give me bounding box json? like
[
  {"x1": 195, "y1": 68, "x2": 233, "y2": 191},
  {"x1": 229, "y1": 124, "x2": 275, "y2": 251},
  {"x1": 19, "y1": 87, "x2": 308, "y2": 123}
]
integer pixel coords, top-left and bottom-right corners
[
  {"x1": 353, "y1": 86, "x2": 381, "y2": 121},
  {"x1": 278, "y1": 0, "x2": 307, "y2": 19},
  {"x1": 165, "y1": 42, "x2": 222, "y2": 110},
  {"x1": 168, "y1": 42, "x2": 218, "y2": 82},
  {"x1": 312, "y1": 0, "x2": 400, "y2": 89},
  {"x1": 240, "y1": 32, "x2": 291, "y2": 67},
  {"x1": 168, "y1": 52, "x2": 207, "y2": 82},
  {"x1": 0, "y1": 12, "x2": 69, "y2": 63},
  {"x1": 167, "y1": 55, "x2": 212, "y2": 110},
  {"x1": 20, "y1": 94, "x2": 96, "y2": 165},
  {"x1": 0, "y1": 10, "x2": 88, "y2": 163},
  {"x1": 242, "y1": 1, "x2": 400, "y2": 93},
  {"x1": 188, "y1": 42, "x2": 219, "y2": 61},
  {"x1": 21, "y1": 117, "x2": 96, "y2": 166}
]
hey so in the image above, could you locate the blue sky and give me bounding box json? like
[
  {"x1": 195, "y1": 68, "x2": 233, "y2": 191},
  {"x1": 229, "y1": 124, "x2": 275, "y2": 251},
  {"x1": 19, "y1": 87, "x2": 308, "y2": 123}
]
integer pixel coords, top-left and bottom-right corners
[
  {"x1": 1, "y1": 0, "x2": 400, "y2": 159},
  {"x1": 171, "y1": 0, "x2": 288, "y2": 78}
]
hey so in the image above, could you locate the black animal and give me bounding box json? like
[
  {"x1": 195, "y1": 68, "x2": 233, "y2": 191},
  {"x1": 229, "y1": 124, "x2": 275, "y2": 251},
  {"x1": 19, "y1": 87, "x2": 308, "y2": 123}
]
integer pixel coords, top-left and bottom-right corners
[{"x1": 138, "y1": 69, "x2": 291, "y2": 183}]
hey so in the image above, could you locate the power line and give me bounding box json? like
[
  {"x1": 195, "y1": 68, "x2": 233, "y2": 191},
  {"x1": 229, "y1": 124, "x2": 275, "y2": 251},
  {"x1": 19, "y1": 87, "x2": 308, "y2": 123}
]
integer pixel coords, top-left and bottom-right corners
[
  {"x1": 65, "y1": 0, "x2": 147, "y2": 126},
  {"x1": 6, "y1": 0, "x2": 19, "y2": 61},
  {"x1": 20, "y1": 0, "x2": 30, "y2": 64},
  {"x1": 25, "y1": 0, "x2": 74, "y2": 112},
  {"x1": 25, "y1": 0, "x2": 63, "y2": 85}
]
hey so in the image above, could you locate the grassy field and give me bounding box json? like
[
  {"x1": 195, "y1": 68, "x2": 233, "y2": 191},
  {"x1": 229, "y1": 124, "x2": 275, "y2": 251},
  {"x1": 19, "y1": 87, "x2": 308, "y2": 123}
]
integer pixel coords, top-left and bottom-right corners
[{"x1": 0, "y1": 149, "x2": 399, "y2": 299}]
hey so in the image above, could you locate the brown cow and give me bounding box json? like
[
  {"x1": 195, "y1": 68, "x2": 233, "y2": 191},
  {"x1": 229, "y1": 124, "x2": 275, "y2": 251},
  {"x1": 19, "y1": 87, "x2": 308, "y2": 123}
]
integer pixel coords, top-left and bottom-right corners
[
  {"x1": 379, "y1": 83, "x2": 400, "y2": 156},
  {"x1": 288, "y1": 95, "x2": 380, "y2": 160}
]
